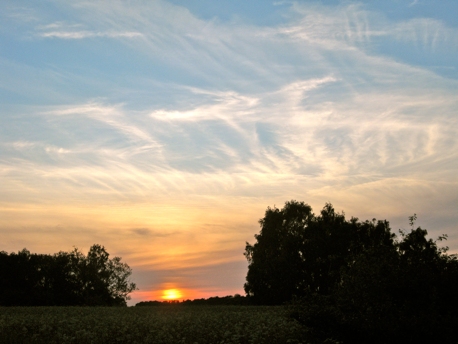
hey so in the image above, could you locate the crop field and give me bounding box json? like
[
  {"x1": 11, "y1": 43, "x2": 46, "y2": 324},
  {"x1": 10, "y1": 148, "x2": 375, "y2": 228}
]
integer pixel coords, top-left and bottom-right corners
[{"x1": 0, "y1": 305, "x2": 306, "y2": 344}]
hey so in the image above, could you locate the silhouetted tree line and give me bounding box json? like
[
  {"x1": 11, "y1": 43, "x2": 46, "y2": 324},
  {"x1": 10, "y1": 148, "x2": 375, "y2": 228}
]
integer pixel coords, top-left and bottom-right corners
[
  {"x1": 245, "y1": 201, "x2": 458, "y2": 343},
  {"x1": 0, "y1": 244, "x2": 136, "y2": 306},
  {"x1": 136, "y1": 294, "x2": 250, "y2": 306}
]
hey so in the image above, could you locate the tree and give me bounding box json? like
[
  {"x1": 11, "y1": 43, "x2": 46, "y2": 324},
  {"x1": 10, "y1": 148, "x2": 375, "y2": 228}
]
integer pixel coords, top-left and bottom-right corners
[
  {"x1": 82, "y1": 244, "x2": 137, "y2": 305},
  {"x1": 286, "y1": 212, "x2": 458, "y2": 344},
  {"x1": 0, "y1": 244, "x2": 136, "y2": 306},
  {"x1": 70, "y1": 244, "x2": 137, "y2": 306},
  {"x1": 244, "y1": 201, "x2": 313, "y2": 304},
  {"x1": 244, "y1": 201, "x2": 394, "y2": 304}
]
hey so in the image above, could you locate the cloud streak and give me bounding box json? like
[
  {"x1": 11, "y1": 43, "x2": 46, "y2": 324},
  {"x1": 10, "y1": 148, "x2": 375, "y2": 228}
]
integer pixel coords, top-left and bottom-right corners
[
  {"x1": 39, "y1": 30, "x2": 143, "y2": 39},
  {"x1": 36, "y1": 21, "x2": 143, "y2": 39}
]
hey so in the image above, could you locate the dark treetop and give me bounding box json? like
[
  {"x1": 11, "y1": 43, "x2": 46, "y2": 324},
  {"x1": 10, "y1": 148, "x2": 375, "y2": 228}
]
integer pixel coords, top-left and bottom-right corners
[
  {"x1": 244, "y1": 201, "x2": 458, "y2": 343},
  {"x1": 0, "y1": 244, "x2": 136, "y2": 306}
]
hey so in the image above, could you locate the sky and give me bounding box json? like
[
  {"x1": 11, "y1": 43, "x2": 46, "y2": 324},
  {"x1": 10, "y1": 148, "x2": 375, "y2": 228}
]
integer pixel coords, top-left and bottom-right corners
[{"x1": 1, "y1": 0, "x2": 457, "y2": 305}]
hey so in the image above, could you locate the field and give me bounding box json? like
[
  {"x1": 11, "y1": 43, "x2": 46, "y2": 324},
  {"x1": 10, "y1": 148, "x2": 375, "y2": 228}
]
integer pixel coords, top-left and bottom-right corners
[{"x1": 0, "y1": 305, "x2": 306, "y2": 344}]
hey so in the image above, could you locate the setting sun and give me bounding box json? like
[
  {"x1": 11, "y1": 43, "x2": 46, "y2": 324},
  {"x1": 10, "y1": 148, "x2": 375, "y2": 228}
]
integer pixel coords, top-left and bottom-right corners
[{"x1": 162, "y1": 289, "x2": 183, "y2": 300}]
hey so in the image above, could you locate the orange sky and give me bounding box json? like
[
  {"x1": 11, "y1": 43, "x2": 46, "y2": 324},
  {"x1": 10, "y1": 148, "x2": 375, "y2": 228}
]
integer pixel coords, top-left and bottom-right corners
[{"x1": 3, "y1": 180, "x2": 457, "y2": 306}]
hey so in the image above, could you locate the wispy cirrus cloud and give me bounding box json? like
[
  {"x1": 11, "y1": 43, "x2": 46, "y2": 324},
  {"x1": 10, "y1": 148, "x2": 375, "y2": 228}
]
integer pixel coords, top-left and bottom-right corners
[
  {"x1": 285, "y1": 3, "x2": 458, "y2": 50},
  {"x1": 35, "y1": 21, "x2": 143, "y2": 39},
  {"x1": 39, "y1": 30, "x2": 143, "y2": 39},
  {"x1": 1, "y1": 0, "x2": 458, "y2": 302},
  {"x1": 391, "y1": 18, "x2": 458, "y2": 51},
  {"x1": 43, "y1": 102, "x2": 158, "y2": 145}
]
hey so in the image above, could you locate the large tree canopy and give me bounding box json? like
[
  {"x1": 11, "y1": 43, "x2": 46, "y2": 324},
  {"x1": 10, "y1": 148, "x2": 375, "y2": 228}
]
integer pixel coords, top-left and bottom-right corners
[
  {"x1": 245, "y1": 201, "x2": 458, "y2": 343},
  {"x1": 244, "y1": 201, "x2": 394, "y2": 304},
  {"x1": 0, "y1": 244, "x2": 136, "y2": 306}
]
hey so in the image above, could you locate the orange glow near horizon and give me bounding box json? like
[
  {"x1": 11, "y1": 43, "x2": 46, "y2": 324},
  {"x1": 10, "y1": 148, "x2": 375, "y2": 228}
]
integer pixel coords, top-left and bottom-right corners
[
  {"x1": 161, "y1": 288, "x2": 183, "y2": 300},
  {"x1": 129, "y1": 287, "x2": 243, "y2": 305}
]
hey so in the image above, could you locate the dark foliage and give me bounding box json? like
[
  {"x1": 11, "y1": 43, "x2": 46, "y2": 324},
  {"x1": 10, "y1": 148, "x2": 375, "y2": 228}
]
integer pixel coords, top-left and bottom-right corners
[
  {"x1": 0, "y1": 244, "x2": 136, "y2": 306},
  {"x1": 245, "y1": 201, "x2": 458, "y2": 343},
  {"x1": 244, "y1": 201, "x2": 394, "y2": 304}
]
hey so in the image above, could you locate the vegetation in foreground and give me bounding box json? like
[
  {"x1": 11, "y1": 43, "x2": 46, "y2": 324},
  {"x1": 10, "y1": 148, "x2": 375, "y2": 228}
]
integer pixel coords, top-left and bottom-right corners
[{"x1": 0, "y1": 305, "x2": 305, "y2": 344}]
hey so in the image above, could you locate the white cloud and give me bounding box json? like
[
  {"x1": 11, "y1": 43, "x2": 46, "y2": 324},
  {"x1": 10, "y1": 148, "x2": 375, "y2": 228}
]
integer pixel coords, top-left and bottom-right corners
[
  {"x1": 280, "y1": 3, "x2": 458, "y2": 56},
  {"x1": 34, "y1": 19, "x2": 143, "y2": 39},
  {"x1": 43, "y1": 102, "x2": 160, "y2": 146},
  {"x1": 39, "y1": 30, "x2": 143, "y2": 39},
  {"x1": 391, "y1": 18, "x2": 458, "y2": 51}
]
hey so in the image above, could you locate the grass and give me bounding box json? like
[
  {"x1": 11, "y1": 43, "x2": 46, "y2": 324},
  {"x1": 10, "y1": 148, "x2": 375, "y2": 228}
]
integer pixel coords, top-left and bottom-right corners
[{"x1": 0, "y1": 305, "x2": 307, "y2": 344}]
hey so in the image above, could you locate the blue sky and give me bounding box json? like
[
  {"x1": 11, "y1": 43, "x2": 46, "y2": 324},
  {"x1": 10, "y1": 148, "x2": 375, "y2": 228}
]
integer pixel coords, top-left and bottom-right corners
[{"x1": 1, "y1": 0, "x2": 457, "y2": 304}]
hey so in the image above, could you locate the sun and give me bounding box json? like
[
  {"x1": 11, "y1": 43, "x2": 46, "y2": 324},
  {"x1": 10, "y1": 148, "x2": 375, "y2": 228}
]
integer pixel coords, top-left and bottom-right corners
[{"x1": 162, "y1": 288, "x2": 183, "y2": 300}]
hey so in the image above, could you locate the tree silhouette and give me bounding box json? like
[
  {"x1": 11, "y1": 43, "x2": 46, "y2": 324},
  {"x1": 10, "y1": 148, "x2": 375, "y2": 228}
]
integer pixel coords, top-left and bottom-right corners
[
  {"x1": 244, "y1": 201, "x2": 394, "y2": 304},
  {"x1": 243, "y1": 202, "x2": 458, "y2": 343},
  {"x1": 244, "y1": 201, "x2": 313, "y2": 304},
  {"x1": 0, "y1": 244, "x2": 136, "y2": 306}
]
